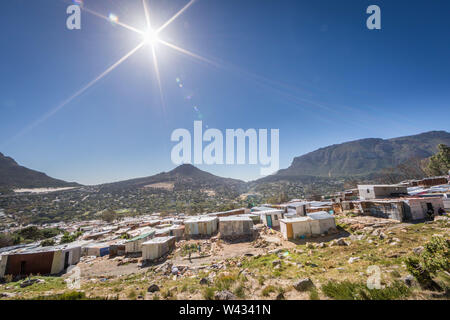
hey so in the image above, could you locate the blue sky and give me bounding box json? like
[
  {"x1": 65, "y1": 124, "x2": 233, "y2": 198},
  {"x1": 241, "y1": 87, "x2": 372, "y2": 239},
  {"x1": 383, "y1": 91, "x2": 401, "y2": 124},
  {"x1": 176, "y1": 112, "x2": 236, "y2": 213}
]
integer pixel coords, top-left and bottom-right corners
[{"x1": 0, "y1": 0, "x2": 449, "y2": 185}]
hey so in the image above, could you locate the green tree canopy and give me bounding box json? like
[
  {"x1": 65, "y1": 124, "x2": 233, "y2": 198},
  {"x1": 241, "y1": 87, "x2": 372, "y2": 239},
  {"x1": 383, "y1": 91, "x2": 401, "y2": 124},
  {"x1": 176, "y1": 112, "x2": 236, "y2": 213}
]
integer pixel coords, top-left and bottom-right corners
[{"x1": 426, "y1": 144, "x2": 450, "y2": 176}]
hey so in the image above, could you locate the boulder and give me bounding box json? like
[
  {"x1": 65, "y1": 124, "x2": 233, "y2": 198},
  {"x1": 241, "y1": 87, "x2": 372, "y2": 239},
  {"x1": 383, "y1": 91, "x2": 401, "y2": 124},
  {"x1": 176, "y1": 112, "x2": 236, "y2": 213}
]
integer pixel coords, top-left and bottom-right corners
[
  {"x1": 403, "y1": 275, "x2": 416, "y2": 287},
  {"x1": 335, "y1": 238, "x2": 349, "y2": 246},
  {"x1": 272, "y1": 260, "x2": 281, "y2": 267},
  {"x1": 214, "y1": 290, "x2": 236, "y2": 300},
  {"x1": 293, "y1": 278, "x2": 314, "y2": 291},
  {"x1": 147, "y1": 283, "x2": 160, "y2": 292},
  {"x1": 20, "y1": 278, "x2": 40, "y2": 288}
]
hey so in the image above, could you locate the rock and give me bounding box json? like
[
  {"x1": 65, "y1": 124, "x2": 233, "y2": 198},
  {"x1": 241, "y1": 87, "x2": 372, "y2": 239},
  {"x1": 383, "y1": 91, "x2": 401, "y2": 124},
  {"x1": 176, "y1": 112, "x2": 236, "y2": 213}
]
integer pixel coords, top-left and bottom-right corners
[
  {"x1": 20, "y1": 278, "x2": 40, "y2": 288},
  {"x1": 147, "y1": 284, "x2": 160, "y2": 292},
  {"x1": 272, "y1": 260, "x2": 281, "y2": 267},
  {"x1": 276, "y1": 292, "x2": 285, "y2": 300},
  {"x1": 379, "y1": 232, "x2": 386, "y2": 240},
  {"x1": 348, "y1": 257, "x2": 360, "y2": 264},
  {"x1": 350, "y1": 234, "x2": 365, "y2": 241},
  {"x1": 293, "y1": 278, "x2": 315, "y2": 291},
  {"x1": 0, "y1": 292, "x2": 16, "y2": 298},
  {"x1": 413, "y1": 246, "x2": 424, "y2": 255},
  {"x1": 199, "y1": 278, "x2": 209, "y2": 285},
  {"x1": 335, "y1": 238, "x2": 349, "y2": 246},
  {"x1": 403, "y1": 275, "x2": 415, "y2": 287},
  {"x1": 269, "y1": 248, "x2": 283, "y2": 255},
  {"x1": 214, "y1": 290, "x2": 236, "y2": 300}
]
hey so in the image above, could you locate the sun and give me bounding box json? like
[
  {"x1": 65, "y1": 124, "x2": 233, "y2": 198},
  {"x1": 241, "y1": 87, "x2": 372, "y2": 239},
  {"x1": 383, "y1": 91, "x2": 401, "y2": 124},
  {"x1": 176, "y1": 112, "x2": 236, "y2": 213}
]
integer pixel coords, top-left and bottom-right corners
[{"x1": 143, "y1": 29, "x2": 159, "y2": 46}]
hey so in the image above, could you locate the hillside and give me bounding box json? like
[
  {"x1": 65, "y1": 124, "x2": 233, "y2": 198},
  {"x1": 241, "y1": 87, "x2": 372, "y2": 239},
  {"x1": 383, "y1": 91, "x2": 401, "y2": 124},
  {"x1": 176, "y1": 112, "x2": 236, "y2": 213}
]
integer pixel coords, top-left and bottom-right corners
[
  {"x1": 0, "y1": 152, "x2": 79, "y2": 189},
  {"x1": 99, "y1": 164, "x2": 247, "y2": 195},
  {"x1": 269, "y1": 130, "x2": 450, "y2": 179}
]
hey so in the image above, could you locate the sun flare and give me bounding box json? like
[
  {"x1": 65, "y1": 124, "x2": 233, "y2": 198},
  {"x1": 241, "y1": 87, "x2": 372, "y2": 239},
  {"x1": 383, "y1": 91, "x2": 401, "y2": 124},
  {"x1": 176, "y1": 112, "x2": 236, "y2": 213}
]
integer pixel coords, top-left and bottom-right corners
[{"x1": 143, "y1": 29, "x2": 159, "y2": 46}]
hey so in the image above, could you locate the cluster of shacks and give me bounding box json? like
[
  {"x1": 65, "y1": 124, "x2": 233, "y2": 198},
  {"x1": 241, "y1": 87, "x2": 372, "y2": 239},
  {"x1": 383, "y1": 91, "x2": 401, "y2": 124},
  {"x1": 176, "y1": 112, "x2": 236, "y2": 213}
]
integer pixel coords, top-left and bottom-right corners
[{"x1": 4, "y1": 176, "x2": 447, "y2": 279}]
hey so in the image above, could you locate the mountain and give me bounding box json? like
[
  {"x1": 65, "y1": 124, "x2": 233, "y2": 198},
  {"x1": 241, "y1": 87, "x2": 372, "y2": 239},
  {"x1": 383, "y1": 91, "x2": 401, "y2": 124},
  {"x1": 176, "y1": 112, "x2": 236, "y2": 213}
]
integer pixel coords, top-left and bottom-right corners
[
  {"x1": 0, "y1": 152, "x2": 79, "y2": 189},
  {"x1": 100, "y1": 164, "x2": 247, "y2": 195},
  {"x1": 264, "y1": 130, "x2": 450, "y2": 181}
]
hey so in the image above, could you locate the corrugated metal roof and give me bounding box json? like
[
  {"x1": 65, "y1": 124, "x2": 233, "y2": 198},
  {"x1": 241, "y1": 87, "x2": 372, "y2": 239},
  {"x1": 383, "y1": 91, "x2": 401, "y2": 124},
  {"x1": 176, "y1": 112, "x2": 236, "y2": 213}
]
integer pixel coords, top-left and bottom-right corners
[
  {"x1": 125, "y1": 231, "x2": 155, "y2": 242},
  {"x1": 307, "y1": 211, "x2": 335, "y2": 220},
  {"x1": 143, "y1": 236, "x2": 175, "y2": 244}
]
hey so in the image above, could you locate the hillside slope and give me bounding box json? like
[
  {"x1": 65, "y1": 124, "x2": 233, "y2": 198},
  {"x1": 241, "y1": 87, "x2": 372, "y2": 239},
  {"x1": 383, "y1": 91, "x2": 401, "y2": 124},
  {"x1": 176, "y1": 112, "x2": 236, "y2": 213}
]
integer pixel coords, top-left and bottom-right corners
[
  {"x1": 271, "y1": 130, "x2": 450, "y2": 179},
  {"x1": 0, "y1": 152, "x2": 79, "y2": 189}
]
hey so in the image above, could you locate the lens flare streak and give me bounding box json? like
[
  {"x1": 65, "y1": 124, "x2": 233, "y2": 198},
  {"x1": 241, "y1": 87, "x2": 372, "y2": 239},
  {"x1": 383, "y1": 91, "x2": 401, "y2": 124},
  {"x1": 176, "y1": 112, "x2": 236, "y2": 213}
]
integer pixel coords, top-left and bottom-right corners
[{"x1": 4, "y1": 42, "x2": 145, "y2": 145}]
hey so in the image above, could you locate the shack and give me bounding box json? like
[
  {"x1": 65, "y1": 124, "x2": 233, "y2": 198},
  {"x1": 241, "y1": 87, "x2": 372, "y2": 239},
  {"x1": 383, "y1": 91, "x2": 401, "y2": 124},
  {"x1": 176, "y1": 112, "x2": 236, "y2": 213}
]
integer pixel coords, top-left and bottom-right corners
[
  {"x1": 218, "y1": 216, "x2": 254, "y2": 239},
  {"x1": 184, "y1": 216, "x2": 218, "y2": 237},
  {"x1": 279, "y1": 217, "x2": 313, "y2": 240},
  {"x1": 109, "y1": 240, "x2": 126, "y2": 257},
  {"x1": 82, "y1": 242, "x2": 111, "y2": 257},
  {"x1": 358, "y1": 185, "x2": 408, "y2": 200},
  {"x1": 307, "y1": 211, "x2": 337, "y2": 235},
  {"x1": 258, "y1": 209, "x2": 284, "y2": 228},
  {"x1": 0, "y1": 243, "x2": 81, "y2": 277},
  {"x1": 124, "y1": 230, "x2": 155, "y2": 253},
  {"x1": 403, "y1": 197, "x2": 445, "y2": 220},
  {"x1": 142, "y1": 236, "x2": 176, "y2": 261}
]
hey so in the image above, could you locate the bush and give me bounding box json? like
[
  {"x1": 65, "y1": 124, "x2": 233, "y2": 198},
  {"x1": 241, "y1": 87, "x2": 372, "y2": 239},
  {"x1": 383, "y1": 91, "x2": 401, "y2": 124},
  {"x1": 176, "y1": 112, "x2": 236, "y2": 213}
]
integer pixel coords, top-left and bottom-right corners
[
  {"x1": 309, "y1": 288, "x2": 319, "y2": 300},
  {"x1": 405, "y1": 236, "x2": 449, "y2": 290},
  {"x1": 262, "y1": 285, "x2": 276, "y2": 297},
  {"x1": 215, "y1": 273, "x2": 237, "y2": 291},
  {"x1": 234, "y1": 284, "x2": 245, "y2": 298},
  {"x1": 322, "y1": 280, "x2": 410, "y2": 300},
  {"x1": 40, "y1": 239, "x2": 55, "y2": 247},
  {"x1": 203, "y1": 287, "x2": 215, "y2": 300},
  {"x1": 59, "y1": 231, "x2": 82, "y2": 244},
  {"x1": 33, "y1": 291, "x2": 86, "y2": 300}
]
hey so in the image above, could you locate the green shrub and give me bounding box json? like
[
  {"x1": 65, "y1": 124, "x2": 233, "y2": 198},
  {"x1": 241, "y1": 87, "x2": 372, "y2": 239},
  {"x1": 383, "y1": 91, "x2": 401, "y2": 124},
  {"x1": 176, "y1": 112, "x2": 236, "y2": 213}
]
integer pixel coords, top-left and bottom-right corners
[
  {"x1": 234, "y1": 284, "x2": 245, "y2": 298},
  {"x1": 40, "y1": 239, "x2": 55, "y2": 247},
  {"x1": 405, "y1": 236, "x2": 449, "y2": 290},
  {"x1": 322, "y1": 280, "x2": 410, "y2": 300},
  {"x1": 309, "y1": 288, "x2": 319, "y2": 300},
  {"x1": 215, "y1": 274, "x2": 237, "y2": 291},
  {"x1": 203, "y1": 287, "x2": 215, "y2": 300},
  {"x1": 59, "y1": 231, "x2": 83, "y2": 244},
  {"x1": 33, "y1": 291, "x2": 87, "y2": 300},
  {"x1": 262, "y1": 285, "x2": 276, "y2": 297}
]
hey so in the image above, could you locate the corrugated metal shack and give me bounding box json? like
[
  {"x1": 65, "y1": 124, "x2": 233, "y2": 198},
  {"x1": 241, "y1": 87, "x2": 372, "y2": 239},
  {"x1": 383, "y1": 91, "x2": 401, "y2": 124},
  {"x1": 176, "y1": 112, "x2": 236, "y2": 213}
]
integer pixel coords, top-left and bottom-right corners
[
  {"x1": 124, "y1": 230, "x2": 156, "y2": 253},
  {"x1": 184, "y1": 216, "x2": 218, "y2": 238},
  {"x1": 307, "y1": 212, "x2": 337, "y2": 235},
  {"x1": 142, "y1": 236, "x2": 176, "y2": 261},
  {"x1": 0, "y1": 242, "x2": 81, "y2": 277},
  {"x1": 218, "y1": 216, "x2": 254, "y2": 240}
]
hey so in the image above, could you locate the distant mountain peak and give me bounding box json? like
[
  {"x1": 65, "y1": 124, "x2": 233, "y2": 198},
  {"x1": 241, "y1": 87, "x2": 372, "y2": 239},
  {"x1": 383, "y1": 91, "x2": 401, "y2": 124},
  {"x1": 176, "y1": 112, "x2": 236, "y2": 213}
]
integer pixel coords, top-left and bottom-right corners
[
  {"x1": 169, "y1": 163, "x2": 201, "y2": 175},
  {"x1": 0, "y1": 152, "x2": 79, "y2": 189}
]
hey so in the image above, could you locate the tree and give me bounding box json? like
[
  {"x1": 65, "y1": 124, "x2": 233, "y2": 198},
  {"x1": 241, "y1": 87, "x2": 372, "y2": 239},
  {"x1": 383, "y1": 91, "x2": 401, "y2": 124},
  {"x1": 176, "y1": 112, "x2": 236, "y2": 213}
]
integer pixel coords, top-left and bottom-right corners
[
  {"x1": 101, "y1": 209, "x2": 116, "y2": 223},
  {"x1": 405, "y1": 236, "x2": 449, "y2": 290},
  {"x1": 426, "y1": 144, "x2": 450, "y2": 176}
]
